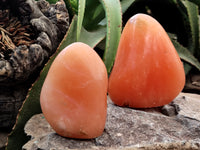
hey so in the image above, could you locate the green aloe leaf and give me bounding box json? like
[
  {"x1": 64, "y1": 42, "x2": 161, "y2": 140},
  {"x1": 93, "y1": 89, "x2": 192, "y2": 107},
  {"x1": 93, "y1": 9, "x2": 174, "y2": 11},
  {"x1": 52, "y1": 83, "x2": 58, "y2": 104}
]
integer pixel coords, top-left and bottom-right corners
[
  {"x1": 100, "y1": 0, "x2": 122, "y2": 73},
  {"x1": 80, "y1": 0, "x2": 122, "y2": 73},
  {"x1": 82, "y1": 1, "x2": 105, "y2": 30},
  {"x1": 77, "y1": 0, "x2": 86, "y2": 41},
  {"x1": 176, "y1": 0, "x2": 200, "y2": 73},
  {"x1": 121, "y1": 0, "x2": 136, "y2": 13},
  {"x1": 188, "y1": 0, "x2": 200, "y2": 7},
  {"x1": 172, "y1": 39, "x2": 200, "y2": 74},
  {"x1": 79, "y1": 26, "x2": 106, "y2": 47},
  {"x1": 182, "y1": 0, "x2": 199, "y2": 54}
]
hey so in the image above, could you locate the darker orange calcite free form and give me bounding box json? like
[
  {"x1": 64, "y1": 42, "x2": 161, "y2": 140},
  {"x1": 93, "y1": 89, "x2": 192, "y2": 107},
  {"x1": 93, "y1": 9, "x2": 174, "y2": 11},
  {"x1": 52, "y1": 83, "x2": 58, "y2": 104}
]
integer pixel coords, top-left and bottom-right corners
[
  {"x1": 108, "y1": 14, "x2": 185, "y2": 108},
  {"x1": 40, "y1": 42, "x2": 108, "y2": 139}
]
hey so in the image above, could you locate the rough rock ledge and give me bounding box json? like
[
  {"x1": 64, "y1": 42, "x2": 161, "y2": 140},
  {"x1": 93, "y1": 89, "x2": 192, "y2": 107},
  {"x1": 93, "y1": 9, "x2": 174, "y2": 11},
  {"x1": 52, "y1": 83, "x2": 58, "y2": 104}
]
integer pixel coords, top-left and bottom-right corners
[{"x1": 23, "y1": 93, "x2": 200, "y2": 150}]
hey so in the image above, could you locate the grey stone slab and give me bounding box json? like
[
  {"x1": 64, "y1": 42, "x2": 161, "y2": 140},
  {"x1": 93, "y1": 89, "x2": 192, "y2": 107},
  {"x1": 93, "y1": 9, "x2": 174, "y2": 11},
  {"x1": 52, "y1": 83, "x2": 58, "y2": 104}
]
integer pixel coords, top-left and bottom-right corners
[{"x1": 23, "y1": 93, "x2": 200, "y2": 150}]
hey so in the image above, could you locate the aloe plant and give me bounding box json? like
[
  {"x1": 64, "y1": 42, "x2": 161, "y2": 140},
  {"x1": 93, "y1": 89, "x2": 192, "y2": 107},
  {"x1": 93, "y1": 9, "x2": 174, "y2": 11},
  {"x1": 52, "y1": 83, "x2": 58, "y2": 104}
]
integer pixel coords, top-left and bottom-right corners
[{"x1": 6, "y1": 0, "x2": 200, "y2": 149}]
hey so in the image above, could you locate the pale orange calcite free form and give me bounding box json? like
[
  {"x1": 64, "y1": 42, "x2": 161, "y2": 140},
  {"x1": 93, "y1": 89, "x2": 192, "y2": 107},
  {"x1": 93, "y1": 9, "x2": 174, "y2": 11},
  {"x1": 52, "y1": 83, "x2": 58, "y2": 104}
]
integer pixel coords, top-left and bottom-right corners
[
  {"x1": 40, "y1": 42, "x2": 108, "y2": 139},
  {"x1": 108, "y1": 14, "x2": 185, "y2": 108}
]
